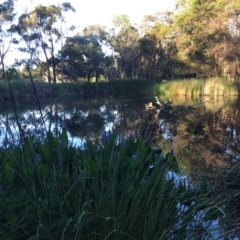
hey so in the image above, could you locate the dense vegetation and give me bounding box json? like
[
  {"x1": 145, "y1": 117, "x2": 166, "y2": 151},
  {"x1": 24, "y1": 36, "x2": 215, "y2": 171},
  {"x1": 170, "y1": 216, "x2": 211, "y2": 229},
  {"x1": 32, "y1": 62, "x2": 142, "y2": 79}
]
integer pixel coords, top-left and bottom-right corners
[
  {"x1": 0, "y1": 79, "x2": 155, "y2": 101},
  {"x1": 0, "y1": 130, "x2": 236, "y2": 239},
  {"x1": 1, "y1": 1, "x2": 240, "y2": 238},
  {"x1": 155, "y1": 77, "x2": 240, "y2": 97},
  {"x1": 1, "y1": 0, "x2": 240, "y2": 83}
]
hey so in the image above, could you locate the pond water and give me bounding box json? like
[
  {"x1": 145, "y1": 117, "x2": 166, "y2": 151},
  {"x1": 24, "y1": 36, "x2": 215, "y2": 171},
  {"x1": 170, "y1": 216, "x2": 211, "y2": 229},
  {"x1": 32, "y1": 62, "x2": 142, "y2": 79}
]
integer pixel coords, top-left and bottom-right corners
[{"x1": 1, "y1": 95, "x2": 240, "y2": 173}]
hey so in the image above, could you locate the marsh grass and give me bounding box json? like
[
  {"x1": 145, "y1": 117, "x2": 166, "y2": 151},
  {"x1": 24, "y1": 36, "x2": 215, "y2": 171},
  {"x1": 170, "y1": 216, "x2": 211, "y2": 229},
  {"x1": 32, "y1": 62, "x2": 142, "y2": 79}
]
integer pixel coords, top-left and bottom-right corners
[
  {"x1": 156, "y1": 94, "x2": 238, "y2": 112},
  {"x1": 0, "y1": 79, "x2": 55, "y2": 101},
  {"x1": 155, "y1": 78, "x2": 240, "y2": 97},
  {"x1": 0, "y1": 130, "x2": 233, "y2": 240},
  {"x1": 0, "y1": 79, "x2": 154, "y2": 102}
]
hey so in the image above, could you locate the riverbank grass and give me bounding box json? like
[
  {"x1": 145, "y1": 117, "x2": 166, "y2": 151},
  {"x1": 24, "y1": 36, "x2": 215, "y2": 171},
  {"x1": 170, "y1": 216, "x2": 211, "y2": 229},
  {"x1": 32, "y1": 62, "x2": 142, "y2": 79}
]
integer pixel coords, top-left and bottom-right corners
[
  {"x1": 0, "y1": 79, "x2": 154, "y2": 101},
  {"x1": 155, "y1": 78, "x2": 240, "y2": 97}
]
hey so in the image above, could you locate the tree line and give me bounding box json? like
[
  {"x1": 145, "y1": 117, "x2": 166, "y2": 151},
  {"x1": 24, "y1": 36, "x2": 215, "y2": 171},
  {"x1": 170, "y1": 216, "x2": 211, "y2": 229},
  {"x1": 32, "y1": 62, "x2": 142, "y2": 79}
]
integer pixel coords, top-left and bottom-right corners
[{"x1": 1, "y1": 0, "x2": 240, "y2": 83}]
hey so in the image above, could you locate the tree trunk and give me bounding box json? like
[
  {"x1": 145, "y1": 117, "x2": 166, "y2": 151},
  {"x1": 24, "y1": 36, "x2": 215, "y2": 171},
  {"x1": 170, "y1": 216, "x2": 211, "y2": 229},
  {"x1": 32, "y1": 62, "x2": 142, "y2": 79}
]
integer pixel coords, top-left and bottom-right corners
[
  {"x1": 96, "y1": 71, "x2": 99, "y2": 82},
  {"x1": 87, "y1": 72, "x2": 91, "y2": 82},
  {"x1": 42, "y1": 47, "x2": 51, "y2": 83},
  {"x1": 51, "y1": 41, "x2": 57, "y2": 83},
  {"x1": 1, "y1": 59, "x2": 5, "y2": 79}
]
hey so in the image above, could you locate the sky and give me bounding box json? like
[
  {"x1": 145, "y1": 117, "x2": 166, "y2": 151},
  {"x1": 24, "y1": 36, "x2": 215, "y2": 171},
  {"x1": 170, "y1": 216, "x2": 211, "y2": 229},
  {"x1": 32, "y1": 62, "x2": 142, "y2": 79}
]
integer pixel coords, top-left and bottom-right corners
[{"x1": 16, "y1": 0, "x2": 176, "y2": 30}]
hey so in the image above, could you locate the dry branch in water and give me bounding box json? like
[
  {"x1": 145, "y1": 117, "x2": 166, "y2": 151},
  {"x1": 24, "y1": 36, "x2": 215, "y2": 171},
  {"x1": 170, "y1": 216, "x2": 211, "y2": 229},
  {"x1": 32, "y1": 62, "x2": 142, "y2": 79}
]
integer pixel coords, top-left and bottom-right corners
[{"x1": 145, "y1": 97, "x2": 173, "y2": 118}]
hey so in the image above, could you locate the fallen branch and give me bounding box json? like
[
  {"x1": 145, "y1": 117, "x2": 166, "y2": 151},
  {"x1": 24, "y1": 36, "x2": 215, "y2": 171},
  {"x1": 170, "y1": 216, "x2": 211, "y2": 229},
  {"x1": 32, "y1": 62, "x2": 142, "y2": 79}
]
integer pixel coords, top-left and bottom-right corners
[
  {"x1": 145, "y1": 102, "x2": 157, "y2": 110},
  {"x1": 155, "y1": 96, "x2": 162, "y2": 107},
  {"x1": 145, "y1": 97, "x2": 173, "y2": 117}
]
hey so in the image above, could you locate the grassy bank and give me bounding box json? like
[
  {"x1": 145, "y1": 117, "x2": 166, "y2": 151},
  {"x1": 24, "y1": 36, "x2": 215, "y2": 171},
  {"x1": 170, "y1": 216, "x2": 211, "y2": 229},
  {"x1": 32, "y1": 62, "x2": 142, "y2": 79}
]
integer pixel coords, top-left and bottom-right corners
[
  {"x1": 154, "y1": 78, "x2": 240, "y2": 97},
  {"x1": 2, "y1": 77, "x2": 240, "y2": 103},
  {"x1": 0, "y1": 79, "x2": 154, "y2": 102},
  {"x1": 0, "y1": 130, "x2": 237, "y2": 239}
]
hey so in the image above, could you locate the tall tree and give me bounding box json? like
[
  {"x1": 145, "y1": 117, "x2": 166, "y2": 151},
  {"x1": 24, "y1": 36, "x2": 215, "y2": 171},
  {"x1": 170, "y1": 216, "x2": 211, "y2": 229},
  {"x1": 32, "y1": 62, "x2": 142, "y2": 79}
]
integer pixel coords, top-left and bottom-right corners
[
  {"x1": 139, "y1": 20, "x2": 173, "y2": 80},
  {"x1": 15, "y1": 3, "x2": 75, "y2": 83},
  {"x1": 109, "y1": 14, "x2": 140, "y2": 80},
  {"x1": 82, "y1": 25, "x2": 116, "y2": 81},
  {"x1": 174, "y1": 0, "x2": 239, "y2": 79},
  {"x1": 0, "y1": 0, "x2": 17, "y2": 78},
  {"x1": 137, "y1": 11, "x2": 182, "y2": 80},
  {"x1": 57, "y1": 2, "x2": 76, "y2": 82},
  {"x1": 61, "y1": 34, "x2": 105, "y2": 82}
]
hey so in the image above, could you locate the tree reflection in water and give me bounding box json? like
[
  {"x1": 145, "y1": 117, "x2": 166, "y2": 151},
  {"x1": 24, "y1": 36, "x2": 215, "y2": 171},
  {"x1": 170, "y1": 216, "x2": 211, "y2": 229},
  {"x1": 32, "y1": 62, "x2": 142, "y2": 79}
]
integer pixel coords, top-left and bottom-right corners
[
  {"x1": 0, "y1": 96, "x2": 240, "y2": 170},
  {"x1": 1, "y1": 95, "x2": 240, "y2": 227}
]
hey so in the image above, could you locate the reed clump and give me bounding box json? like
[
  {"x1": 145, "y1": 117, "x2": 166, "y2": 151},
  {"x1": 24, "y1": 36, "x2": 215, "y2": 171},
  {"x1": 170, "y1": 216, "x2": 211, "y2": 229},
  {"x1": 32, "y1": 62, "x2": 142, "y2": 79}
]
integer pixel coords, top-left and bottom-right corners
[
  {"x1": 155, "y1": 78, "x2": 240, "y2": 97},
  {"x1": 0, "y1": 131, "x2": 234, "y2": 239},
  {"x1": 0, "y1": 79, "x2": 154, "y2": 102}
]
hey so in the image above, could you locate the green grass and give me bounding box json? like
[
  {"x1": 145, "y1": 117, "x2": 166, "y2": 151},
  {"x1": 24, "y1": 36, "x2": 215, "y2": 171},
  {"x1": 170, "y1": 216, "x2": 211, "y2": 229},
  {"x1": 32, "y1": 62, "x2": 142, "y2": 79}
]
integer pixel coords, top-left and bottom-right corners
[
  {"x1": 0, "y1": 79, "x2": 155, "y2": 102},
  {"x1": 154, "y1": 77, "x2": 240, "y2": 97},
  {"x1": 1, "y1": 77, "x2": 239, "y2": 103},
  {"x1": 0, "y1": 79, "x2": 55, "y2": 101},
  {"x1": 0, "y1": 130, "x2": 234, "y2": 239}
]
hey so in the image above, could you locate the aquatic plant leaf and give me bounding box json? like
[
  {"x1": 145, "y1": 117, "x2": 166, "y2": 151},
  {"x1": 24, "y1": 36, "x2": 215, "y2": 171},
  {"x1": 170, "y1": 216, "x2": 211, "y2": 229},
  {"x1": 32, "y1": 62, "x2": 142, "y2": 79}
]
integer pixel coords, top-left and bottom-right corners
[
  {"x1": 4, "y1": 162, "x2": 14, "y2": 180},
  {"x1": 156, "y1": 153, "x2": 165, "y2": 162},
  {"x1": 0, "y1": 131, "x2": 231, "y2": 239},
  {"x1": 203, "y1": 207, "x2": 224, "y2": 221},
  {"x1": 165, "y1": 152, "x2": 180, "y2": 173},
  {"x1": 178, "y1": 182, "x2": 187, "y2": 194},
  {"x1": 35, "y1": 188, "x2": 44, "y2": 199},
  {"x1": 59, "y1": 129, "x2": 68, "y2": 147},
  {"x1": 200, "y1": 179, "x2": 209, "y2": 194}
]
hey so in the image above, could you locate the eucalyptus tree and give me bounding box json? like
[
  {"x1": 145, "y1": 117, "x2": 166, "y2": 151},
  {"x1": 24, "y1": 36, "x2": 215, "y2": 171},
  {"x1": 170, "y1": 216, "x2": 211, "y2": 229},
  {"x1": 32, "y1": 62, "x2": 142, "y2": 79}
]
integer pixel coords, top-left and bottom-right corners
[
  {"x1": 82, "y1": 24, "x2": 108, "y2": 43},
  {"x1": 109, "y1": 14, "x2": 140, "y2": 80},
  {"x1": 210, "y1": 0, "x2": 240, "y2": 80},
  {"x1": 15, "y1": 3, "x2": 75, "y2": 83},
  {"x1": 139, "y1": 15, "x2": 175, "y2": 80},
  {"x1": 0, "y1": 0, "x2": 17, "y2": 78},
  {"x1": 82, "y1": 25, "x2": 116, "y2": 81},
  {"x1": 61, "y1": 34, "x2": 105, "y2": 82},
  {"x1": 57, "y1": 2, "x2": 76, "y2": 82},
  {"x1": 173, "y1": 0, "x2": 238, "y2": 79},
  {"x1": 174, "y1": 0, "x2": 215, "y2": 76},
  {"x1": 137, "y1": 10, "x2": 183, "y2": 81}
]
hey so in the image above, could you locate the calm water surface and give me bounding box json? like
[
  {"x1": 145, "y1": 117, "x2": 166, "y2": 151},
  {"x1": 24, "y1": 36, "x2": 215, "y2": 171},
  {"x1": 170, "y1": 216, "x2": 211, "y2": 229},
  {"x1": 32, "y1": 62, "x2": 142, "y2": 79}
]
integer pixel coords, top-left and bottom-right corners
[{"x1": 1, "y1": 95, "x2": 240, "y2": 172}]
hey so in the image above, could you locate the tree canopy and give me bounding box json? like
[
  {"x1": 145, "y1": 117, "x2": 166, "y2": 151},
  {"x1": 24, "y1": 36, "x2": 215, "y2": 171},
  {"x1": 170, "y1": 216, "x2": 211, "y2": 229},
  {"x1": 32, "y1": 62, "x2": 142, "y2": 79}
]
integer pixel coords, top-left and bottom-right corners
[{"x1": 2, "y1": 0, "x2": 240, "y2": 82}]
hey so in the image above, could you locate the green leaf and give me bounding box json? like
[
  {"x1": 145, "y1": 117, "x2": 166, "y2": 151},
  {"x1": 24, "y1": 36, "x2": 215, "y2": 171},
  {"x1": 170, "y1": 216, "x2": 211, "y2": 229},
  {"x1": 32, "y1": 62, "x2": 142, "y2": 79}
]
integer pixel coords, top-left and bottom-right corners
[
  {"x1": 59, "y1": 129, "x2": 68, "y2": 147},
  {"x1": 165, "y1": 152, "x2": 180, "y2": 173},
  {"x1": 203, "y1": 207, "x2": 224, "y2": 221},
  {"x1": 4, "y1": 162, "x2": 14, "y2": 181}
]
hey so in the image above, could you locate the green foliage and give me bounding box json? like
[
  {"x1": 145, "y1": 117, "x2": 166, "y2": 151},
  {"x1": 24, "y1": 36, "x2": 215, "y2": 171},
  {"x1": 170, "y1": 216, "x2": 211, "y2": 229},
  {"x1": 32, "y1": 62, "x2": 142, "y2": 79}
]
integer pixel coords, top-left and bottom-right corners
[
  {"x1": 0, "y1": 79, "x2": 156, "y2": 103},
  {"x1": 15, "y1": 2, "x2": 75, "y2": 83},
  {"x1": 62, "y1": 35, "x2": 105, "y2": 82},
  {"x1": 0, "y1": 0, "x2": 16, "y2": 78},
  {"x1": 0, "y1": 130, "x2": 226, "y2": 239},
  {"x1": 6, "y1": 67, "x2": 19, "y2": 79},
  {"x1": 154, "y1": 78, "x2": 240, "y2": 97},
  {"x1": 3, "y1": 0, "x2": 240, "y2": 82},
  {"x1": 110, "y1": 14, "x2": 140, "y2": 80}
]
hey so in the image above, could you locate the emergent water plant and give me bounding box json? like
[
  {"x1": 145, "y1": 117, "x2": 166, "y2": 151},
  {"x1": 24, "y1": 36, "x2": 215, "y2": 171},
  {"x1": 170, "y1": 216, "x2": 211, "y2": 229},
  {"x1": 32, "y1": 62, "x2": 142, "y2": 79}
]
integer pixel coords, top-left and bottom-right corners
[
  {"x1": 155, "y1": 78, "x2": 240, "y2": 98},
  {"x1": 0, "y1": 131, "x2": 229, "y2": 239}
]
